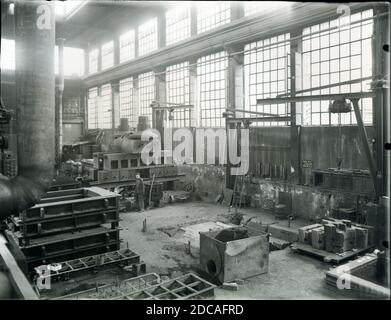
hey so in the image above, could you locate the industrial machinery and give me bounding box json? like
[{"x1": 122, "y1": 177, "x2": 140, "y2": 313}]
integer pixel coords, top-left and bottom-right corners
[
  {"x1": 62, "y1": 115, "x2": 185, "y2": 210},
  {"x1": 4, "y1": 187, "x2": 121, "y2": 275}
]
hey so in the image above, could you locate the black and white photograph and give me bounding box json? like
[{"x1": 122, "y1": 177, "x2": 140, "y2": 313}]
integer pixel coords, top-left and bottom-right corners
[{"x1": 0, "y1": 0, "x2": 390, "y2": 307}]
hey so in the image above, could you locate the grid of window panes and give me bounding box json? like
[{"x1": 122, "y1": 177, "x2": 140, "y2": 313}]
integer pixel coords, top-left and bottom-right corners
[
  {"x1": 244, "y1": 2, "x2": 292, "y2": 16},
  {"x1": 299, "y1": 9, "x2": 374, "y2": 126},
  {"x1": 138, "y1": 71, "x2": 155, "y2": 121},
  {"x1": 197, "y1": 51, "x2": 227, "y2": 127},
  {"x1": 87, "y1": 87, "x2": 98, "y2": 129},
  {"x1": 166, "y1": 62, "x2": 191, "y2": 127},
  {"x1": 244, "y1": 34, "x2": 291, "y2": 126},
  {"x1": 197, "y1": 1, "x2": 231, "y2": 34},
  {"x1": 166, "y1": 5, "x2": 191, "y2": 46},
  {"x1": 119, "y1": 30, "x2": 135, "y2": 63},
  {"x1": 138, "y1": 18, "x2": 158, "y2": 56},
  {"x1": 119, "y1": 77, "x2": 137, "y2": 128},
  {"x1": 101, "y1": 41, "x2": 114, "y2": 70},
  {"x1": 97, "y1": 84, "x2": 112, "y2": 129},
  {"x1": 89, "y1": 48, "x2": 98, "y2": 74}
]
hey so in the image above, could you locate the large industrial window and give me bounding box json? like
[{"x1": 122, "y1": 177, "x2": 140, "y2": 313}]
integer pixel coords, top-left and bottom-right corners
[
  {"x1": 299, "y1": 9, "x2": 374, "y2": 126},
  {"x1": 166, "y1": 62, "x2": 191, "y2": 128},
  {"x1": 0, "y1": 38, "x2": 15, "y2": 70},
  {"x1": 244, "y1": 34, "x2": 291, "y2": 126},
  {"x1": 101, "y1": 41, "x2": 114, "y2": 70},
  {"x1": 196, "y1": 1, "x2": 230, "y2": 34},
  {"x1": 87, "y1": 87, "x2": 98, "y2": 129},
  {"x1": 197, "y1": 51, "x2": 227, "y2": 127},
  {"x1": 138, "y1": 71, "x2": 155, "y2": 122},
  {"x1": 244, "y1": 2, "x2": 292, "y2": 16},
  {"x1": 88, "y1": 48, "x2": 98, "y2": 74},
  {"x1": 119, "y1": 30, "x2": 135, "y2": 63},
  {"x1": 119, "y1": 77, "x2": 137, "y2": 128},
  {"x1": 166, "y1": 4, "x2": 191, "y2": 46},
  {"x1": 138, "y1": 18, "x2": 158, "y2": 56},
  {"x1": 62, "y1": 47, "x2": 84, "y2": 77},
  {"x1": 97, "y1": 84, "x2": 112, "y2": 129}
]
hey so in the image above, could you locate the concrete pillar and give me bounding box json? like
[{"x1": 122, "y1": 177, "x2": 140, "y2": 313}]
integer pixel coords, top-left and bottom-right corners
[
  {"x1": 230, "y1": 1, "x2": 244, "y2": 20},
  {"x1": 225, "y1": 45, "x2": 244, "y2": 188},
  {"x1": 190, "y1": 2, "x2": 198, "y2": 36},
  {"x1": 373, "y1": 4, "x2": 389, "y2": 197},
  {"x1": 134, "y1": 28, "x2": 139, "y2": 59},
  {"x1": 111, "y1": 81, "x2": 119, "y2": 132},
  {"x1": 226, "y1": 45, "x2": 244, "y2": 111},
  {"x1": 189, "y1": 58, "x2": 198, "y2": 127},
  {"x1": 113, "y1": 37, "x2": 120, "y2": 66},
  {"x1": 154, "y1": 68, "x2": 166, "y2": 149},
  {"x1": 289, "y1": 30, "x2": 302, "y2": 184},
  {"x1": 157, "y1": 13, "x2": 166, "y2": 50},
  {"x1": 14, "y1": 1, "x2": 55, "y2": 178},
  {"x1": 133, "y1": 76, "x2": 140, "y2": 128},
  {"x1": 97, "y1": 46, "x2": 102, "y2": 72}
]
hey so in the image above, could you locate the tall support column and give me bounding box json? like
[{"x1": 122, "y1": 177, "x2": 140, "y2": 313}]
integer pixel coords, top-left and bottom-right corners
[
  {"x1": 14, "y1": 0, "x2": 55, "y2": 184},
  {"x1": 55, "y1": 38, "x2": 65, "y2": 168},
  {"x1": 230, "y1": 1, "x2": 244, "y2": 21},
  {"x1": 84, "y1": 45, "x2": 89, "y2": 76},
  {"x1": 154, "y1": 68, "x2": 166, "y2": 150},
  {"x1": 190, "y1": 2, "x2": 197, "y2": 36},
  {"x1": 189, "y1": 58, "x2": 198, "y2": 128},
  {"x1": 97, "y1": 46, "x2": 102, "y2": 72},
  {"x1": 113, "y1": 37, "x2": 120, "y2": 66},
  {"x1": 133, "y1": 76, "x2": 140, "y2": 128},
  {"x1": 226, "y1": 45, "x2": 244, "y2": 188},
  {"x1": 157, "y1": 13, "x2": 166, "y2": 50},
  {"x1": 111, "y1": 81, "x2": 119, "y2": 133},
  {"x1": 373, "y1": 4, "x2": 390, "y2": 197},
  {"x1": 290, "y1": 30, "x2": 302, "y2": 184},
  {"x1": 134, "y1": 27, "x2": 139, "y2": 59}
]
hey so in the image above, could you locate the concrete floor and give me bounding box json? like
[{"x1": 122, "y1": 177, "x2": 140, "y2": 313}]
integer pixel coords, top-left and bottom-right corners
[{"x1": 119, "y1": 200, "x2": 349, "y2": 300}]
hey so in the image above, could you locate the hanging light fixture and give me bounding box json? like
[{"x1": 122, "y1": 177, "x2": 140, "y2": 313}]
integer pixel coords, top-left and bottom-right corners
[{"x1": 329, "y1": 98, "x2": 352, "y2": 113}]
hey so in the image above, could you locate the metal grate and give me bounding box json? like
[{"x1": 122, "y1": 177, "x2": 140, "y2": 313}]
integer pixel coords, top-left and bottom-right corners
[
  {"x1": 35, "y1": 248, "x2": 140, "y2": 282},
  {"x1": 197, "y1": 51, "x2": 227, "y2": 127},
  {"x1": 112, "y1": 273, "x2": 216, "y2": 300},
  {"x1": 166, "y1": 62, "x2": 191, "y2": 127},
  {"x1": 56, "y1": 273, "x2": 160, "y2": 300}
]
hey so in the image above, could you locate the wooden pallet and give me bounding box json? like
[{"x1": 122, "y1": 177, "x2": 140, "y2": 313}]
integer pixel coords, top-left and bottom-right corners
[{"x1": 290, "y1": 243, "x2": 374, "y2": 264}]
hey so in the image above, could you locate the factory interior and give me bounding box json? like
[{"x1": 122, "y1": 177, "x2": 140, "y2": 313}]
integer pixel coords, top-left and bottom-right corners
[{"x1": 0, "y1": 1, "x2": 390, "y2": 301}]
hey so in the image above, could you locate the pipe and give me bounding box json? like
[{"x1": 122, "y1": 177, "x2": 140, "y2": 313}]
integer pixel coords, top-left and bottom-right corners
[{"x1": 0, "y1": 1, "x2": 55, "y2": 220}]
